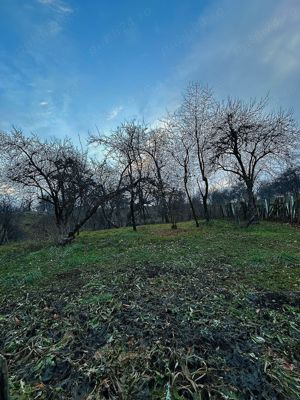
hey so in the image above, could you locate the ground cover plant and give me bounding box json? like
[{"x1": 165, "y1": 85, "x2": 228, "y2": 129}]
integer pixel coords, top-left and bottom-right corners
[{"x1": 0, "y1": 220, "x2": 300, "y2": 399}]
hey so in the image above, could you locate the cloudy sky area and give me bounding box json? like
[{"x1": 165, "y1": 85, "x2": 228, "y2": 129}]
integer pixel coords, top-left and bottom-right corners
[{"x1": 0, "y1": 0, "x2": 299, "y2": 140}]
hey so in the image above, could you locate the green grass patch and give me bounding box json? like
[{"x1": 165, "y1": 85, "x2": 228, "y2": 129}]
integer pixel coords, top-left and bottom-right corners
[
  {"x1": 1, "y1": 220, "x2": 299, "y2": 292},
  {"x1": 0, "y1": 220, "x2": 300, "y2": 399}
]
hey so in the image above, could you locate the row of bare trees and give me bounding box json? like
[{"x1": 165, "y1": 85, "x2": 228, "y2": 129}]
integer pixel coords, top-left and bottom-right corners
[
  {"x1": 0, "y1": 82, "x2": 299, "y2": 243},
  {"x1": 164, "y1": 84, "x2": 298, "y2": 227}
]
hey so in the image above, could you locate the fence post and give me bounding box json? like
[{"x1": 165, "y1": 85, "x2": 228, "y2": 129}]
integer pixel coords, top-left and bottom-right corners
[{"x1": 0, "y1": 355, "x2": 9, "y2": 400}]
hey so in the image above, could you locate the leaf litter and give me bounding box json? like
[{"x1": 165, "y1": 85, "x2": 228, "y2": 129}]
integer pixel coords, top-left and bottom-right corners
[{"x1": 0, "y1": 261, "x2": 299, "y2": 399}]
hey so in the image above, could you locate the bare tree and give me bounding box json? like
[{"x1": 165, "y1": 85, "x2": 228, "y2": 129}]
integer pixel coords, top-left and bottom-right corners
[
  {"x1": 1, "y1": 129, "x2": 95, "y2": 241},
  {"x1": 212, "y1": 97, "x2": 299, "y2": 225},
  {"x1": 143, "y1": 128, "x2": 173, "y2": 223},
  {"x1": 177, "y1": 82, "x2": 216, "y2": 221},
  {"x1": 165, "y1": 118, "x2": 200, "y2": 227},
  {"x1": 0, "y1": 195, "x2": 20, "y2": 244},
  {"x1": 168, "y1": 187, "x2": 185, "y2": 229},
  {"x1": 1, "y1": 128, "x2": 155, "y2": 244},
  {"x1": 90, "y1": 121, "x2": 150, "y2": 231}
]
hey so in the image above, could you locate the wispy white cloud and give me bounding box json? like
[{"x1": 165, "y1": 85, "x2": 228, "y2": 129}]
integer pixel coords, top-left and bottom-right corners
[
  {"x1": 37, "y1": 0, "x2": 73, "y2": 15},
  {"x1": 34, "y1": 0, "x2": 74, "y2": 39},
  {"x1": 48, "y1": 20, "x2": 63, "y2": 34},
  {"x1": 262, "y1": 31, "x2": 300, "y2": 77},
  {"x1": 37, "y1": 0, "x2": 54, "y2": 4},
  {"x1": 107, "y1": 106, "x2": 124, "y2": 121},
  {"x1": 1, "y1": 0, "x2": 299, "y2": 142},
  {"x1": 141, "y1": 0, "x2": 300, "y2": 124}
]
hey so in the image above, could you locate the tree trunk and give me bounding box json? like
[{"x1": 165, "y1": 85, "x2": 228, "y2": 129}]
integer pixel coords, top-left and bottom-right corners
[
  {"x1": 246, "y1": 185, "x2": 259, "y2": 226},
  {"x1": 130, "y1": 190, "x2": 137, "y2": 231},
  {"x1": 197, "y1": 175, "x2": 210, "y2": 222},
  {"x1": 161, "y1": 197, "x2": 169, "y2": 223},
  {"x1": 203, "y1": 199, "x2": 209, "y2": 221},
  {"x1": 56, "y1": 222, "x2": 70, "y2": 244},
  {"x1": 59, "y1": 178, "x2": 150, "y2": 245},
  {"x1": 184, "y1": 181, "x2": 199, "y2": 227},
  {"x1": 171, "y1": 215, "x2": 177, "y2": 229},
  {"x1": 202, "y1": 194, "x2": 209, "y2": 222},
  {"x1": 202, "y1": 176, "x2": 210, "y2": 222}
]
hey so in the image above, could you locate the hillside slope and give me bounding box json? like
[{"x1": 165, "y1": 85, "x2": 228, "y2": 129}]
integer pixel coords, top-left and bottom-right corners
[{"x1": 0, "y1": 221, "x2": 300, "y2": 399}]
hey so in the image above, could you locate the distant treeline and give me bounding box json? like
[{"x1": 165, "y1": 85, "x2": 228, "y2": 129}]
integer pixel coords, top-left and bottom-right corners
[{"x1": 1, "y1": 165, "x2": 299, "y2": 244}]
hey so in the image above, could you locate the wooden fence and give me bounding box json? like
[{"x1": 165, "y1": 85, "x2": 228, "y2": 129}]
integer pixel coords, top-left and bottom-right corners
[{"x1": 207, "y1": 195, "x2": 300, "y2": 224}]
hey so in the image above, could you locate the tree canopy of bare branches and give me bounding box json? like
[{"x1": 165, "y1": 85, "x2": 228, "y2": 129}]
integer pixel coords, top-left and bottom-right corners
[
  {"x1": 90, "y1": 121, "x2": 151, "y2": 231},
  {"x1": 211, "y1": 97, "x2": 299, "y2": 224},
  {"x1": 1, "y1": 129, "x2": 95, "y2": 240},
  {"x1": 165, "y1": 82, "x2": 216, "y2": 223},
  {"x1": 0, "y1": 84, "x2": 299, "y2": 245}
]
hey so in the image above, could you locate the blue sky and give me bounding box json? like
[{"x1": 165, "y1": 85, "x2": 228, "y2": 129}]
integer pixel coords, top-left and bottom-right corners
[{"x1": 0, "y1": 0, "x2": 299, "y2": 140}]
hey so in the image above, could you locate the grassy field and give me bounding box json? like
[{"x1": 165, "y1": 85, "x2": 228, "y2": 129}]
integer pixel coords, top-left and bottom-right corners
[{"x1": 0, "y1": 220, "x2": 300, "y2": 399}]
